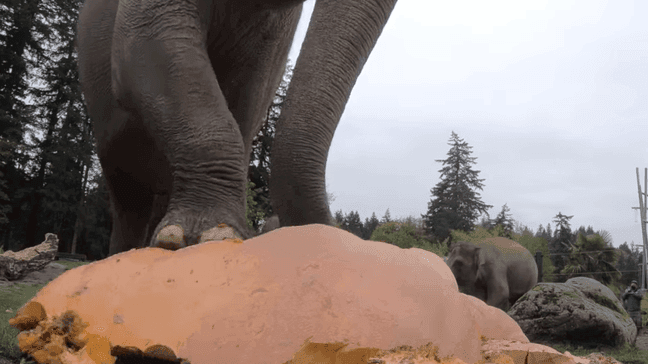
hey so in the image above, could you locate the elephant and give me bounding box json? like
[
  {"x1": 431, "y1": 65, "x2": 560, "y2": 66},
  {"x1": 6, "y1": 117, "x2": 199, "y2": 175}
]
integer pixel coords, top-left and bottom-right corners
[
  {"x1": 445, "y1": 237, "x2": 538, "y2": 311},
  {"x1": 260, "y1": 215, "x2": 281, "y2": 235},
  {"x1": 76, "y1": 0, "x2": 398, "y2": 255}
]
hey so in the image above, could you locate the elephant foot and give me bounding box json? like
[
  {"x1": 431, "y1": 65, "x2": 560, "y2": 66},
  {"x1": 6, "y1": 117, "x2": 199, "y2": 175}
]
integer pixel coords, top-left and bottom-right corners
[
  {"x1": 153, "y1": 223, "x2": 244, "y2": 251},
  {"x1": 151, "y1": 209, "x2": 248, "y2": 251}
]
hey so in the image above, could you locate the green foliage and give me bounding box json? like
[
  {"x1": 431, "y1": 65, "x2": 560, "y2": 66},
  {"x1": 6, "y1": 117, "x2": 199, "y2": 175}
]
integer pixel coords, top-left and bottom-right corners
[
  {"x1": 363, "y1": 212, "x2": 380, "y2": 239},
  {"x1": 561, "y1": 232, "x2": 621, "y2": 285},
  {"x1": 370, "y1": 221, "x2": 447, "y2": 258},
  {"x1": 245, "y1": 182, "x2": 267, "y2": 232},
  {"x1": 451, "y1": 224, "x2": 524, "y2": 243},
  {"x1": 422, "y1": 132, "x2": 492, "y2": 244},
  {"x1": 333, "y1": 210, "x2": 382, "y2": 240}
]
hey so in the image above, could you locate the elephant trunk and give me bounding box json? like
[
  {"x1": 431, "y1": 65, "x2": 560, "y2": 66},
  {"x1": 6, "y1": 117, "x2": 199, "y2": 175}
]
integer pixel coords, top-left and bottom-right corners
[{"x1": 270, "y1": 0, "x2": 397, "y2": 226}]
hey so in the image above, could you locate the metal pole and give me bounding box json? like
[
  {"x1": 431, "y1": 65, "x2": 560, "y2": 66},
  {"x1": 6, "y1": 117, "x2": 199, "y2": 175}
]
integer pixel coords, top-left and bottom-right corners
[
  {"x1": 637, "y1": 168, "x2": 648, "y2": 290},
  {"x1": 639, "y1": 264, "x2": 646, "y2": 289}
]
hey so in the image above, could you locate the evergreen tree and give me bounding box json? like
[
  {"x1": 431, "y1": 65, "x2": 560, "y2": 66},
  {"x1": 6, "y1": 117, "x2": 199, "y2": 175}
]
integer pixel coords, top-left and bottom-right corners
[
  {"x1": 334, "y1": 210, "x2": 344, "y2": 226},
  {"x1": 532, "y1": 222, "x2": 553, "y2": 250},
  {"x1": 27, "y1": 0, "x2": 90, "y2": 250},
  {"x1": 362, "y1": 212, "x2": 380, "y2": 239},
  {"x1": 514, "y1": 222, "x2": 534, "y2": 237},
  {"x1": 422, "y1": 132, "x2": 492, "y2": 245},
  {"x1": 545, "y1": 223, "x2": 553, "y2": 241},
  {"x1": 549, "y1": 212, "x2": 574, "y2": 281},
  {"x1": 477, "y1": 212, "x2": 492, "y2": 230},
  {"x1": 0, "y1": 0, "x2": 94, "y2": 252},
  {"x1": 343, "y1": 210, "x2": 364, "y2": 238},
  {"x1": 492, "y1": 203, "x2": 514, "y2": 238},
  {"x1": 381, "y1": 208, "x2": 392, "y2": 224},
  {"x1": 247, "y1": 62, "x2": 293, "y2": 231},
  {"x1": 0, "y1": 141, "x2": 12, "y2": 225},
  {"x1": 0, "y1": 0, "x2": 55, "y2": 249},
  {"x1": 78, "y1": 170, "x2": 111, "y2": 259},
  {"x1": 572, "y1": 225, "x2": 595, "y2": 242}
]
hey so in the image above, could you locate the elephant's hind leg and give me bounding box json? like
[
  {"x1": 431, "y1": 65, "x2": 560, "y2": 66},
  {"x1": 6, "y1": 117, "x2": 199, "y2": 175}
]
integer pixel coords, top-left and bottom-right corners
[{"x1": 100, "y1": 129, "x2": 171, "y2": 255}]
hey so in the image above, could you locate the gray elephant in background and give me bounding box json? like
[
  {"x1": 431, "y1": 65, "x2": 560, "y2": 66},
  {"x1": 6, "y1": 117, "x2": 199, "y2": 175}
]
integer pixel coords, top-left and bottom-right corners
[
  {"x1": 446, "y1": 238, "x2": 538, "y2": 311},
  {"x1": 77, "y1": 0, "x2": 398, "y2": 255}
]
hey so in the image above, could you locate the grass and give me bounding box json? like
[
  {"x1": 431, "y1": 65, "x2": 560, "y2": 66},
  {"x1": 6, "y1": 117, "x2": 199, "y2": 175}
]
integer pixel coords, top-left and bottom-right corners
[{"x1": 1, "y1": 261, "x2": 648, "y2": 364}]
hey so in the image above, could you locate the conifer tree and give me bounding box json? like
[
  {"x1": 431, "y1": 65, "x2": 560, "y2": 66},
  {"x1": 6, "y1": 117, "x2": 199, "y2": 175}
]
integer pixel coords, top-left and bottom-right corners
[
  {"x1": 549, "y1": 212, "x2": 574, "y2": 281},
  {"x1": 342, "y1": 210, "x2": 364, "y2": 238},
  {"x1": 363, "y1": 212, "x2": 380, "y2": 239},
  {"x1": 492, "y1": 203, "x2": 514, "y2": 238},
  {"x1": 381, "y1": 208, "x2": 392, "y2": 224},
  {"x1": 422, "y1": 132, "x2": 492, "y2": 245},
  {"x1": 545, "y1": 223, "x2": 553, "y2": 242},
  {"x1": 334, "y1": 210, "x2": 344, "y2": 226},
  {"x1": 477, "y1": 212, "x2": 492, "y2": 229}
]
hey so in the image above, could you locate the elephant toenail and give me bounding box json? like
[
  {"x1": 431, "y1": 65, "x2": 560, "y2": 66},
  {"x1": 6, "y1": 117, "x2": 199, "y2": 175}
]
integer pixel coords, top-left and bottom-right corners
[
  {"x1": 199, "y1": 224, "x2": 242, "y2": 243},
  {"x1": 156, "y1": 225, "x2": 185, "y2": 250}
]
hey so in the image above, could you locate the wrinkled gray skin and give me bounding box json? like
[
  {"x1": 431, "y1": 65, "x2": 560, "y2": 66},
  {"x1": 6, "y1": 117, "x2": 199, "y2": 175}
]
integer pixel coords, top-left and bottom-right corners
[
  {"x1": 260, "y1": 215, "x2": 281, "y2": 235},
  {"x1": 446, "y1": 240, "x2": 538, "y2": 311},
  {"x1": 77, "y1": 0, "x2": 397, "y2": 255}
]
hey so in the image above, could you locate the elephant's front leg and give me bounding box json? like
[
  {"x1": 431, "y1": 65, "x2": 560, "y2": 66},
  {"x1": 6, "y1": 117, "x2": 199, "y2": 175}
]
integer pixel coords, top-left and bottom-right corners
[
  {"x1": 485, "y1": 278, "x2": 510, "y2": 311},
  {"x1": 111, "y1": 2, "x2": 249, "y2": 250}
]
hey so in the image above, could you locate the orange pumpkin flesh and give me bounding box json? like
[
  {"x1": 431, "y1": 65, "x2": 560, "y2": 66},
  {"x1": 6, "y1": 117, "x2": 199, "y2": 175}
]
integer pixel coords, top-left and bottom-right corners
[{"x1": 9, "y1": 224, "x2": 548, "y2": 364}]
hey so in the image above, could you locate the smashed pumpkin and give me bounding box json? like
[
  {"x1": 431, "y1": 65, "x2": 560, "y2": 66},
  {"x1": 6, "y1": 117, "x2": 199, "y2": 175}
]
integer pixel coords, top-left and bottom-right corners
[{"x1": 10, "y1": 224, "x2": 534, "y2": 364}]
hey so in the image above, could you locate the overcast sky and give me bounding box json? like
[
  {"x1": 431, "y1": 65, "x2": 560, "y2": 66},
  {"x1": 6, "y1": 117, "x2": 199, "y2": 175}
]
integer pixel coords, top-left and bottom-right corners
[{"x1": 286, "y1": 0, "x2": 648, "y2": 249}]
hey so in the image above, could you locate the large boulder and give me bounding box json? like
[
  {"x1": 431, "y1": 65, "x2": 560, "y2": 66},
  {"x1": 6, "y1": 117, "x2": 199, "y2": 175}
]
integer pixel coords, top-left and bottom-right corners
[
  {"x1": 509, "y1": 277, "x2": 636, "y2": 348},
  {"x1": 0, "y1": 233, "x2": 59, "y2": 281},
  {"x1": 10, "y1": 225, "x2": 531, "y2": 364}
]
